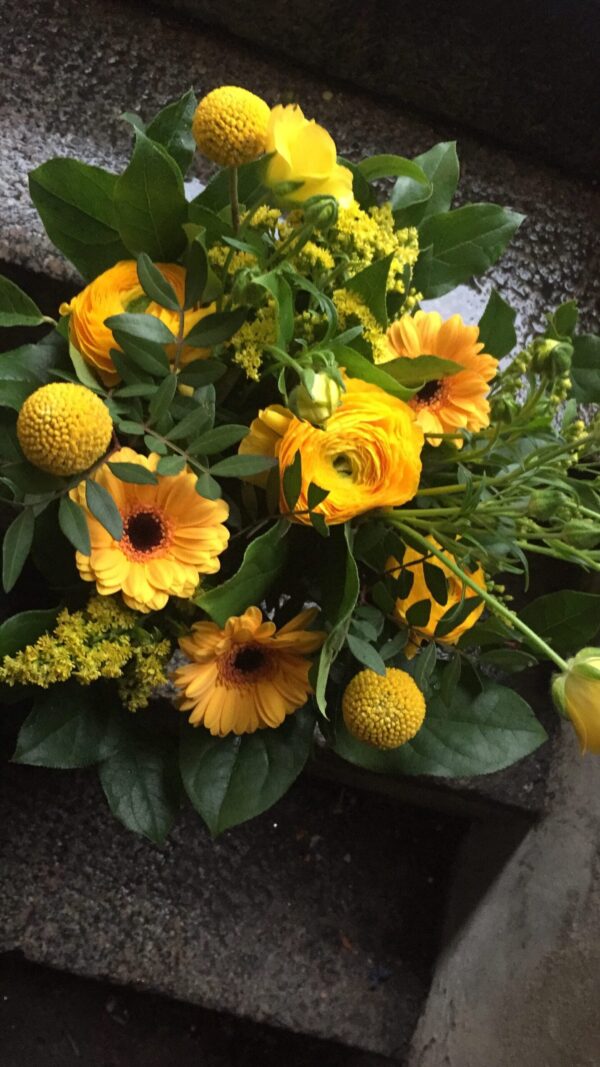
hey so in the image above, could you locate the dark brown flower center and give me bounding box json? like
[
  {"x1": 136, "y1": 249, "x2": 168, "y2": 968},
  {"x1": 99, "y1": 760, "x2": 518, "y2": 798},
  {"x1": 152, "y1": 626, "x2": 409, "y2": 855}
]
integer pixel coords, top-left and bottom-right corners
[
  {"x1": 120, "y1": 507, "x2": 172, "y2": 560},
  {"x1": 416, "y1": 379, "x2": 442, "y2": 404},
  {"x1": 233, "y1": 645, "x2": 266, "y2": 674}
]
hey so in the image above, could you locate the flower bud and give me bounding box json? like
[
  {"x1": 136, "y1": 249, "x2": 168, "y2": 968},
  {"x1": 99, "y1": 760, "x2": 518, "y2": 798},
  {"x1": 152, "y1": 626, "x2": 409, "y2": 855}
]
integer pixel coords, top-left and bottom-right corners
[
  {"x1": 552, "y1": 648, "x2": 600, "y2": 753},
  {"x1": 492, "y1": 397, "x2": 519, "y2": 423},
  {"x1": 302, "y1": 195, "x2": 339, "y2": 230},
  {"x1": 290, "y1": 373, "x2": 343, "y2": 425},
  {"x1": 560, "y1": 519, "x2": 600, "y2": 549},
  {"x1": 527, "y1": 488, "x2": 573, "y2": 520}
]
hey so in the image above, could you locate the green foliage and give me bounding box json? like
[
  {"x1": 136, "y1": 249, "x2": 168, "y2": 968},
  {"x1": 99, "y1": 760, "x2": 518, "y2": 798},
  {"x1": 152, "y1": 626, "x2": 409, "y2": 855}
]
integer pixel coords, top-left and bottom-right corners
[
  {"x1": 114, "y1": 130, "x2": 188, "y2": 260},
  {"x1": 383, "y1": 354, "x2": 462, "y2": 388},
  {"x1": 414, "y1": 204, "x2": 525, "y2": 298},
  {"x1": 144, "y1": 88, "x2": 197, "y2": 175},
  {"x1": 58, "y1": 496, "x2": 91, "y2": 555},
  {"x1": 314, "y1": 525, "x2": 360, "y2": 713},
  {"x1": 394, "y1": 141, "x2": 459, "y2": 226},
  {"x1": 136, "y1": 253, "x2": 180, "y2": 310},
  {"x1": 478, "y1": 290, "x2": 517, "y2": 358},
  {"x1": 85, "y1": 479, "x2": 123, "y2": 540},
  {"x1": 520, "y1": 590, "x2": 600, "y2": 656},
  {"x1": 196, "y1": 520, "x2": 289, "y2": 626},
  {"x1": 0, "y1": 275, "x2": 47, "y2": 328},
  {"x1": 2, "y1": 508, "x2": 34, "y2": 591},
  {"x1": 570, "y1": 334, "x2": 600, "y2": 403},
  {"x1": 0, "y1": 607, "x2": 58, "y2": 658},
  {"x1": 179, "y1": 706, "x2": 315, "y2": 835},
  {"x1": 345, "y1": 253, "x2": 394, "y2": 327},
  {"x1": 13, "y1": 683, "x2": 120, "y2": 769},
  {"x1": 334, "y1": 346, "x2": 414, "y2": 401},
  {"x1": 99, "y1": 725, "x2": 180, "y2": 845}
]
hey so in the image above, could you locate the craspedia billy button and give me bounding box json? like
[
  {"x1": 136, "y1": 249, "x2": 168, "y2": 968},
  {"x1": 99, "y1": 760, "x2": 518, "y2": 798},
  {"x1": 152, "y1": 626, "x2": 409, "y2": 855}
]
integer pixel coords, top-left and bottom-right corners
[
  {"x1": 17, "y1": 383, "x2": 112, "y2": 476},
  {"x1": 192, "y1": 86, "x2": 270, "y2": 167},
  {"x1": 342, "y1": 667, "x2": 426, "y2": 749}
]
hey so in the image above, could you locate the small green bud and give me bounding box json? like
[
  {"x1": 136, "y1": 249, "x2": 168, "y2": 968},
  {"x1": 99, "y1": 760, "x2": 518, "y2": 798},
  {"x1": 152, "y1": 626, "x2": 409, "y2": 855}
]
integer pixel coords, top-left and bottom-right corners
[
  {"x1": 527, "y1": 489, "x2": 573, "y2": 520},
  {"x1": 290, "y1": 372, "x2": 343, "y2": 425},
  {"x1": 302, "y1": 195, "x2": 339, "y2": 230},
  {"x1": 560, "y1": 519, "x2": 600, "y2": 549}
]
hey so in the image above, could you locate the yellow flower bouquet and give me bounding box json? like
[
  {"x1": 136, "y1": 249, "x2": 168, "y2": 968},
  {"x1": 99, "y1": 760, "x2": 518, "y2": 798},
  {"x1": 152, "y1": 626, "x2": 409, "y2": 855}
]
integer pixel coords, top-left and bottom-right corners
[{"x1": 1, "y1": 85, "x2": 599, "y2": 841}]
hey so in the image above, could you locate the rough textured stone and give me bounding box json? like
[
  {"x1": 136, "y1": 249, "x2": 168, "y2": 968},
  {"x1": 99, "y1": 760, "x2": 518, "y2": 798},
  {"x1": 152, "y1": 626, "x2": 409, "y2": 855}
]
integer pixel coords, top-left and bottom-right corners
[
  {"x1": 160, "y1": 0, "x2": 600, "y2": 178},
  {"x1": 407, "y1": 732, "x2": 600, "y2": 1067},
  {"x1": 0, "y1": 763, "x2": 465, "y2": 1060}
]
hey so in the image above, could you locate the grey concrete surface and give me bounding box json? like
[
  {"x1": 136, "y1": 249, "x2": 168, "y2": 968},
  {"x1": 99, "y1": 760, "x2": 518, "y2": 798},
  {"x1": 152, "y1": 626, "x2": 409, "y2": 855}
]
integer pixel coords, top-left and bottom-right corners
[
  {"x1": 408, "y1": 732, "x2": 600, "y2": 1067},
  {"x1": 0, "y1": 762, "x2": 464, "y2": 1060}
]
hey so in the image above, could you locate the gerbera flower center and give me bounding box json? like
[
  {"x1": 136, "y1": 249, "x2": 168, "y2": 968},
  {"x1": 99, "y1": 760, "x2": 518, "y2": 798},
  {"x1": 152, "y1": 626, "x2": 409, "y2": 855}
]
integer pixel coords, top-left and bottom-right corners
[
  {"x1": 219, "y1": 641, "x2": 271, "y2": 687},
  {"x1": 233, "y1": 644, "x2": 267, "y2": 674},
  {"x1": 415, "y1": 379, "x2": 443, "y2": 405},
  {"x1": 121, "y1": 506, "x2": 173, "y2": 560}
]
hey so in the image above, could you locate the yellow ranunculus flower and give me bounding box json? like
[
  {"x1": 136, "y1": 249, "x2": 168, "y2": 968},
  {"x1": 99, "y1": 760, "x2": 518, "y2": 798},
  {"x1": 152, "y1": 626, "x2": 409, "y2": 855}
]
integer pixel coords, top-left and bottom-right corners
[
  {"x1": 552, "y1": 649, "x2": 600, "y2": 754},
  {"x1": 265, "y1": 104, "x2": 353, "y2": 207},
  {"x1": 60, "y1": 261, "x2": 215, "y2": 386},
  {"x1": 387, "y1": 541, "x2": 486, "y2": 657},
  {"x1": 239, "y1": 376, "x2": 423, "y2": 524}
]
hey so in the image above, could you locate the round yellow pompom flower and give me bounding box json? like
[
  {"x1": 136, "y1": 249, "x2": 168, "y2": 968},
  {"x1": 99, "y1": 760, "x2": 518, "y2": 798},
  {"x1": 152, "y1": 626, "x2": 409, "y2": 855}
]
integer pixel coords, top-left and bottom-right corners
[
  {"x1": 192, "y1": 86, "x2": 270, "y2": 167},
  {"x1": 17, "y1": 383, "x2": 112, "y2": 476},
  {"x1": 342, "y1": 667, "x2": 426, "y2": 749}
]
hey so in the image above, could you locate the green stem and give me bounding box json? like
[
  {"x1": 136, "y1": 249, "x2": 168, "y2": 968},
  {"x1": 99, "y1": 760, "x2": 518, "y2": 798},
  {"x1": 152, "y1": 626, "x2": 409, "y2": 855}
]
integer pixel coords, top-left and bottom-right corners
[
  {"x1": 388, "y1": 517, "x2": 570, "y2": 671},
  {"x1": 229, "y1": 167, "x2": 240, "y2": 234},
  {"x1": 172, "y1": 305, "x2": 186, "y2": 373}
]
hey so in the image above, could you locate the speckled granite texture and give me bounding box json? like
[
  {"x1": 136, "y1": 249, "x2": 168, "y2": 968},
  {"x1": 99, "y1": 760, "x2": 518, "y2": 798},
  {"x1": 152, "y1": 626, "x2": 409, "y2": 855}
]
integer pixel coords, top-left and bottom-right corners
[{"x1": 0, "y1": 763, "x2": 464, "y2": 1059}]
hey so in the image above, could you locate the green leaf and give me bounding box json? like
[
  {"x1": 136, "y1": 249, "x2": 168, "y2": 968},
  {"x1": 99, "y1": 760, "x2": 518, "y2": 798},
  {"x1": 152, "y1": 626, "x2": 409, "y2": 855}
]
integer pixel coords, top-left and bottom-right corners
[
  {"x1": 107, "y1": 461, "x2": 158, "y2": 485},
  {"x1": 0, "y1": 607, "x2": 58, "y2": 658},
  {"x1": 137, "y1": 253, "x2": 180, "y2": 310},
  {"x1": 337, "y1": 157, "x2": 374, "y2": 209},
  {"x1": 413, "y1": 639, "x2": 438, "y2": 691},
  {"x1": 309, "y1": 511, "x2": 330, "y2": 538},
  {"x1": 99, "y1": 728, "x2": 180, "y2": 845},
  {"x1": 331, "y1": 681, "x2": 547, "y2": 778},
  {"x1": 346, "y1": 634, "x2": 386, "y2": 675},
  {"x1": 58, "y1": 495, "x2": 91, "y2": 555},
  {"x1": 570, "y1": 334, "x2": 600, "y2": 403},
  {"x1": 179, "y1": 705, "x2": 315, "y2": 836},
  {"x1": 190, "y1": 156, "x2": 266, "y2": 213},
  {"x1": 548, "y1": 300, "x2": 579, "y2": 340},
  {"x1": 0, "y1": 379, "x2": 36, "y2": 410},
  {"x1": 117, "y1": 419, "x2": 145, "y2": 435},
  {"x1": 29, "y1": 159, "x2": 130, "y2": 278},
  {"x1": 478, "y1": 290, "x2": 517, "y2": 358},
  {"x1": 105, "y1": 311, "x2": 175, "y2": 346},
  {"x1": 13, "y1": 684, "x2": 120, "y2": 768},
  {"x1": 189, "y1": 424, "x2": 249, "y2": 455},
  {"x1": 2, "y1": 508, "x2": 34, "y2": 591},
  {"x1": 358, "y1": 154, "x2": 431, "y2": 208},
  {"x1": 345, "y1": 252, "x2": 395, "y2": 328},
  {"x1": 383, "y1": 354, "x2": 462, "y2": 388},
  {"x1": 112, "y1": 336, "x2": 170, "y2": 378},
  {"x1": 282, "y1": 449, "x2": 302, "y2": 511},
  {"x1": 114, "y1": 130, "x2": 187, "y2": 261},
  {"x1": 307, "y1": 482, "x2": 329, "y2": 510},
  {"x1": 209, "y1": 454, "x2": 278, "y2": 478},
  {"x1": 145, "y1": 88, "x2": 197, "y2": 174},
  {"x1": 167, "y1": 405, "x2": 212, "y2": 443},
  {"x1": 423, "y1": 562, "x2": 448, "y2": 606},
  {"x1": 148, "y1": 373, "x2": 178, "y2": 423},
  {"x1": 184, "y1": 307, "x2": 248, "y2": 348},
  {"x1": 68, "y1": 343, "x2": 105, "y2": 392},
  {"x1": 184, "y1": 237, "x2": 209, "y2": 309},
  {"x1": 334, "y1": 345, "x2": 414, "y2": 401},
  {"x1": 479, "y1": 648, "x2": 538, "y2": 672},
  {"x1": 414, "y1": 204, "x2": 525, "y2": 299},
  {"x1": 520, "y1": 590, "x2": 600, "y2": 656},
  {"x1": 195, "y1": 472, "x2": 222, "y2": 499},
  {"x1": 315, "y1": 525, "x2": 360, "y2": 714},
  {"x1": 435, "y1": 594, "x2": 482, "y2": 639},
  {"x1": 85, "y1": 479, "x2": 123, "y2": 540},
  {"x1": 0, "y1": 275, "x2": 46, "y2": 328},
  {"x1": 406, "y1": 598, "x2": 432, "y2": 628},
  {"x1": 197, "y1": 520, "x2": 289, "y2": 625},
  {"x1": 0, "y1": 332, "x2": 68, "y2": 385},
  {"x1": 178, "y1": 359, "x2": 227, "y2": 387},
  {"x1": 156, "y1": 454, "x2": 186, "y2": 476},
  {"x1": 394, "y1": 141, "x2": 459, "y2": 226}
]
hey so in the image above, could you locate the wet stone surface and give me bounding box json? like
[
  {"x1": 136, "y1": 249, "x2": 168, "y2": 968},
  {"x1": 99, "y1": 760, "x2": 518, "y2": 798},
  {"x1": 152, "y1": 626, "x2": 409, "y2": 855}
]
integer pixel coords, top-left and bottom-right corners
[{"x1": 0, "y1": 763, "x2": 466, "y2": 1059}]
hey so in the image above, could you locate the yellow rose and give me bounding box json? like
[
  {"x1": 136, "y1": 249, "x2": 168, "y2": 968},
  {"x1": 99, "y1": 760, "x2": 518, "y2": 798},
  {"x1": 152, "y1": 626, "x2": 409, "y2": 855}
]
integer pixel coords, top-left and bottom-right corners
[
  {"x1": 388, "y1": 541, "x2": 486, "y2": 657},
  {"x1": 60, "y1": 261, "x2": 215, "y2": 386},
  {"x1": 552, "y1": 649, "x2": 600, "y2": 754},
  {"x1": 265, "y1": 104, "x2": 353, "y2": 207},
  {"x1": 240, "y1": 377, "x2": 423, "y2": 524}
]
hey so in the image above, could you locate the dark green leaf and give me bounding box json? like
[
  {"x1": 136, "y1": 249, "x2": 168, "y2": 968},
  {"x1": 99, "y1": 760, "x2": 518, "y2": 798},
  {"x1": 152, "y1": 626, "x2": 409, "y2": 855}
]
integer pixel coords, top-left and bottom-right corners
[
  {"x1": 137, "y1": 253, "x2": 180, "y2": 310},
  {"x1": 179, "y1": 706, "x2": 315, "y2": 835},
  {"x1": 178, "y1": 359, "x2": 227, "y2": 387},
  {"x1": 571, "y1": 334, "x2": 600, "y2": 403},
  {"x1": 307, "y1": 482, "x2": 329, "y2": 510},
  {"x1": 184, "y1": 307, "x2": 247, "y2": 348},
  {"x1": 346, "y1": 634, "x2": 386, "y2": 675},
  {"x1": 85, "y1": 479, "x2": 123, "y2": 539},
  {"x1": 13, "y1": 684, "x2": 120, "y2": 768},
  {"x1": 106, "y1": 311, "x2": 175, "y2": 346},
  {"x1": 0, "y1": 607, "x2": 58, "y2": 658},
  {"x1": 190, "y1": 156, "x2": 266, "y2": 213},
  {"x1": 309, "y1": 511, "x2": 330, "y2": 538},
  {"x1": 440, "y1": 653, "x2": 462, "y2": 703},
  {"x1": 184, "y1": 237, "x2": 209, "y2": 309},
  {"x1": 99, "y1": 728, "x2": 180, "y2": 844},
  {"x1": 345, "y1": 253, "x2": 395, "y2": 328},
  {"x1": 148, "y1": 373, "x2": 177, "y2": 423},
  {"x1": 413, "y1": 639, "x2": 438, "y2": 691},
  {"x1": 383, "y1": 354, "x2": 462, "y2": 387},
  {"x1": 209, "y1": 454, "x2": 278, "y2": 478},
  {"x1": 478, "y1": 290, "x2": 517, "y2": 358},
  {"x1": 168, "y1": 406, "x2": 212, "y2": 444},
  {"x1": 423, "y1": 562, "x2": 448, "y2": 605},
  {"x1": 196, "y1": 520, "x2": 289, "y2": 626},
  {"x1": 337, "y1": 157, "x2": 374, "y2": 209},
  {"x1": 58, "y1": 495, "x2": 91, "y2": 555},
  {"x1": 68, "y1": 343, "x2": 105, "y2": 392},
  {"x1": 520, "y1": 590, "x2": 600, "y2": 655},
  {"x1": 334, "y1": 345, "x2": 414, "y2": 401},
  {"x1": 0, "y1": 332, "x2": 67, "y2": 384},
  {"x1": 372, "y1": 581, "x2": 397, "y2": 615},
  {"x1": 117, "y1": 418, "x2": 145, "y2": 434},
  {"x1": 315, "y1": 525, "x2": 360, "y2": 714},
  {"x1": 195, "y1": 472, "x2": 222, "y2": 499},
  {"x1": 29, "y1": 159, "x2": 129, "y2": 278},
  {"x1": 358, "y1": 154, "x2": 431, "y2": 209},
  {"x1": 189, "y1": 424, "x2": 249, "y2": 455},
  {"x1": 107, "y1": 461, "x2": 158, "y2": 485},
  {"x1": 0, "y1": 275, "x2": 46, "y2": 328},
  {"x1": 282, "y1": 449, "x2": 302, "y2": 511},
  {"x1": 396, "y1": 567, "x2": 414, "y2": 600},
  {"x1": 414, "y1": 204, "x2": 525, "y2": 299},
  {"x1": 548, "y1": 300, "x2": 579, "y2": 340},
  {"x1": 0, "y1": 379, "x2": 36, "y2": 410},
  {"x1": 2, "y1": 508, "x2": 34, "y2": 591},
  {"x1": 479, "y1": 648, "x2": 538, "y2": 672},
  {"x1": 435, "y1": 594, "x2": 482, "y2": 638},
  {"x1": 394, "y1": 141, "x2": 459, "y2": 226},
  {"x1": 145, "y1": 88, "x2": 197, "y2": 174},
  {"x1": 114, "y1": 130, "x2": 187, "y2": 260},
  {"x1": 156, "y1": 454, "x2": 186, "y2": 476},
  {"x1": 111, "y1": 335, "x2": 170, "y2": 378},
  {"x1": 406, "y1": 598, "x2": 432, "y2": 628}
]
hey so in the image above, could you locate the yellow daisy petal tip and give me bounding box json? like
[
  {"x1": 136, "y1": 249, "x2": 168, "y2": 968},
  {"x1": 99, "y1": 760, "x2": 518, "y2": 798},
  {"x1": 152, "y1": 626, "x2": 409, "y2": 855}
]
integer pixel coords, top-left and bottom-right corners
[{"x1": 342, "y1": 667, "x2": 426, "y2": 749}]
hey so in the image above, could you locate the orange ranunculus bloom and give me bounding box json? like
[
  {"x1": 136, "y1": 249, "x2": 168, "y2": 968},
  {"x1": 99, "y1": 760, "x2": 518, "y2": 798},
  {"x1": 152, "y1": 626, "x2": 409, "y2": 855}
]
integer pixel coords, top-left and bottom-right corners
[
  {"x1": 386, "y1": 311, "x2": 498, "y2": 447},
  {"x1": 239, "y1": 377, "x2": 424, "y2": 524},
  {"x1": 265, "y1": 104, "x2": 353, "y2": 207},
  {"x1": 60, "y1": 261, "x2": 215, "y2": 386}
]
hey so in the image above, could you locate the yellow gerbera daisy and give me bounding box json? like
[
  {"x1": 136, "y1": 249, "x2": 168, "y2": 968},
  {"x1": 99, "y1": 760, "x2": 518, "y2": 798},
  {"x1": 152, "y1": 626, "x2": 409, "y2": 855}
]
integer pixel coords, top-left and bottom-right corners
[
  {"x1": 70, "y1": 448, "x2": 230, "y2": 612},
  {"x1": 173, "y1": 606, "x2": 326, "y2": 736},
  {"x1": 386, "y1": 311, "x2": 498, "y2": 446}
]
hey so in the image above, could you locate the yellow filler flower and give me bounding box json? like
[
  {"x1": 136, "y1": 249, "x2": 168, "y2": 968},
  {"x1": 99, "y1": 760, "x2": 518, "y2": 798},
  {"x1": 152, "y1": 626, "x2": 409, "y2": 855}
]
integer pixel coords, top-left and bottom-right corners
[
  {"x1": 552, "y1": 649, "x2": 600, "y2": 754},
  {"x1": 61, "y1": 261, "x2": 215, "y2": 386},
  {"x1": 192, "y1": 86, "x2": 270, "y2": 166},
  {"x1": 174, "y1": 606, "x2": 326, "y2": 736},
  {"x1": 265, "y1": 104, "x2": 353, "y2": 206},
  {"x1": 240, "y1": 377, "x2": 424, "y2": 524},
  {"x1": 17, "y1": 382, "x2": 112, "y2": 476},
  {"x1": 70, "y1": 448, "x2": 230, "y2": 612},
  {"x1": 343, "y1": 667, "x2": 426, "y2": 749},
  {"x1": 387, "y1": 541, "x2": 485, "y2": 657},
  {"x1": 386, "y1": 311, "x2": 498, "y2": 446}
]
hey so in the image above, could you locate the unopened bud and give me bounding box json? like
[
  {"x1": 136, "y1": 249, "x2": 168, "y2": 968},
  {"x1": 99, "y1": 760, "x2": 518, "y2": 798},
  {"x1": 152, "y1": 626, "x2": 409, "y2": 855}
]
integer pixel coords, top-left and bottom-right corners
[{"x1": 290, "y1": 373, "x2": 343, "y2": 425}]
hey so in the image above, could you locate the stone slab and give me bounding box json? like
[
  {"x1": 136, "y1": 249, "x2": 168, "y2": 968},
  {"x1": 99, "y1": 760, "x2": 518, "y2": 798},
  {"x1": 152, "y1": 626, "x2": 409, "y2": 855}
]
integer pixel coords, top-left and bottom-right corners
[
  {"x1": 160, "y1": 0, "x2": 600, "y2": 179},
  {"x1": 0, "y1": 762, "x2": 465, "y2": 1060}
]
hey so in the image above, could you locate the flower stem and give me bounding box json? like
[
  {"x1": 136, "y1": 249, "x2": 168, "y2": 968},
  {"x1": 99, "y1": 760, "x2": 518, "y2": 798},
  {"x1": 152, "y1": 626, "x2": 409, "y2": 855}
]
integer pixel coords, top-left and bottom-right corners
[
  {"x1": 229, "y1": 167, "x2": 240, "y2": 233},
  {"x1": 387, "y1": 517, "x2": 570, "y2": 671}
]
